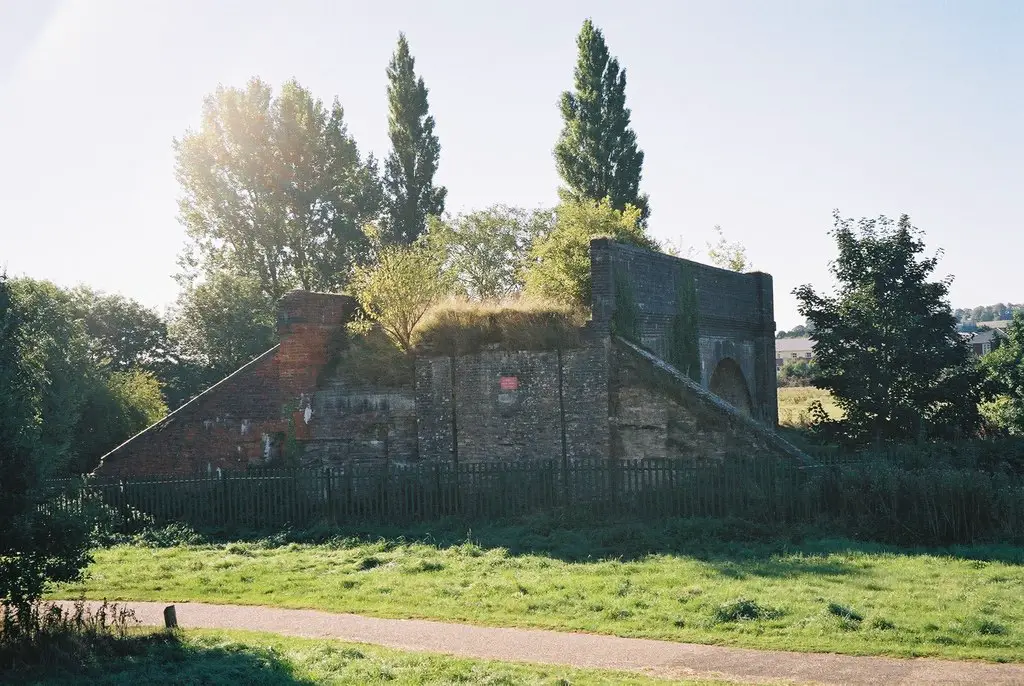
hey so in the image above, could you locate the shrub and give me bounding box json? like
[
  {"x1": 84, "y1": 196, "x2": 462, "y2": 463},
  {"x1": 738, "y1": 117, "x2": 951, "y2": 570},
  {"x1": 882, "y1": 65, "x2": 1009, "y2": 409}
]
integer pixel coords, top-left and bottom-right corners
[{"x1": 412, "y1": 298, "x2": 586, "y2": 356}]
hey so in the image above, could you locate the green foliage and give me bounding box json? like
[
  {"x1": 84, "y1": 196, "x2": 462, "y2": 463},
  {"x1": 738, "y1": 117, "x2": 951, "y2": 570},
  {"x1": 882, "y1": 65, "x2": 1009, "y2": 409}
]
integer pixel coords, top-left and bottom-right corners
[
  {"x1": 75, "y1": 370, "x2": 168, "y2": 472},
  {"x1": 611, "y1": 268, "x2": 639, "y2": 341},
  {"x1": 555, "y1": 20, "x2": 649, "y2": 222},
  {"x1": 524, "y1": 198, "x2": 657, "y2": 306},
  {"x1": 0, "y1": 275, "x2": 95, "y2": 610},
  {"x1": 69, "y1": 288, "x2": 170, "y2": 373},
  {"x1": 411, "y1": 298, "x2": 585, "y2": 355},
  {"x1": 777, "y1": 359, "x2": 818, "y2": 388},
  {"x1": 175, "y1": 77, "x2": 381, "y2": 299},
  {"x1": 706, "y1": 226, "x2": 752, "y2": 272},
  {"x1": 794, "y1": 211, "x2": 982, "y2": 444},
  {"x1": 668, "y1": 263, "x2": 701, "y2": 382},
  {"x1": 981, "y1": 313, "x2": 1024, "y2": 434},
  {"x1": 426, "y1": 206, "x2": 554, "y2": 299},
  {"x1": 776, "y1": 323, "x2": 814, "y2": 339},
  {"x1": 382, "y1": 33, "x2": 446, "y2": 244},
  {"x1": 168, "y1": 271, "x2": 277, "y2": 404},
  {"x1": 350, "y1": 237, "x2": 453, "y2": 351}
]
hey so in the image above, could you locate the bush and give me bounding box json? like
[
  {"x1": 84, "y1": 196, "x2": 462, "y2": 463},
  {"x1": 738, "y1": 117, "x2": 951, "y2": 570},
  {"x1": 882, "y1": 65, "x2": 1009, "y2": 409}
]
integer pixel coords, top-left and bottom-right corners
[{"x1": 412, "y1": 298, "x2": 586, "y2": 356}]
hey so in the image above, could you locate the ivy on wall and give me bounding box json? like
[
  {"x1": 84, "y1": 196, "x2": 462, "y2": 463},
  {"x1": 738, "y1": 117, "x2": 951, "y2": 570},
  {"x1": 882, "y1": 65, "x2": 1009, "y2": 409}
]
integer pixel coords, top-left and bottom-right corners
[
  {"x1": 612, "y1": 267, "x2": 640, "y2": 342},
  {"x1": 668, "y1": 263, "x2": 701, "y2": 382}
]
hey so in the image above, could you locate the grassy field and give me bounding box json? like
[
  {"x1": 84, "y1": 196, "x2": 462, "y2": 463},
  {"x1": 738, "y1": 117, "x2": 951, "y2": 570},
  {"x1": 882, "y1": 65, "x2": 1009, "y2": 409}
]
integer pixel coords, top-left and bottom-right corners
[
  {"x1": 10, "y1": 628, "x2": 699, "y2": 685},
  {"x1": 51, "y1": 522, "x2": 1024, "y2": 663},
  {"x1": 777, "y1": 386, "x2": 843, "y2": 428}
]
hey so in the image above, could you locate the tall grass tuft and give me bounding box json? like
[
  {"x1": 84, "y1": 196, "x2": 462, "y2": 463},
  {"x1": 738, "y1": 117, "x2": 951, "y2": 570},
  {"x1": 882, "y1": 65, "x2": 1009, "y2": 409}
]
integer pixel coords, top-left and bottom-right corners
[{"x1": 0, "y1": 599, "x2": 141, "y2": 673}]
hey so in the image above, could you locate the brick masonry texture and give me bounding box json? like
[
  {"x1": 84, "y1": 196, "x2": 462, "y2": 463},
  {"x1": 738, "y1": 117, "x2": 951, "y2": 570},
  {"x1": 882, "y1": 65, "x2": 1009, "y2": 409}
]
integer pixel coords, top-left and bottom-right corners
[{"x1": 96, "y1": 240, "x2": 790, "y2": 478}]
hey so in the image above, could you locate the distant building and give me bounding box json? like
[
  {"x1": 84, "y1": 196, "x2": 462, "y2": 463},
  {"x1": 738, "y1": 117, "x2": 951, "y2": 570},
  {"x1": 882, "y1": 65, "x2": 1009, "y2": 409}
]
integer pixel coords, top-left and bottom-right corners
[
  {"x1": 775, "y1": 337, "x2": 814, "y2": 370},
  {"x1": 964, "y1": 328, "x2": 1006, "y2": 357}
]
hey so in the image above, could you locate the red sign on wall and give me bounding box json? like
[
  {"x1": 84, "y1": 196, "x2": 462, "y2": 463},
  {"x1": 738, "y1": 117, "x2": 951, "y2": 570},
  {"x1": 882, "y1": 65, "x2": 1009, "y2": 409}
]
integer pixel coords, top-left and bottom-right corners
[{"x1": 499, "y1": 375, "x2": 519, "y2": 391}]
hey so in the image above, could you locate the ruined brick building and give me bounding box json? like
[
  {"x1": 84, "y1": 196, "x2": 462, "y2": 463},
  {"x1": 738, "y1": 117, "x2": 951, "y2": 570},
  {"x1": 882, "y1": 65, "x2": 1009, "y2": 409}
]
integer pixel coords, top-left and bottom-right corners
[{"x1": 95, "y1": 239, "x2": 803, "y2": 477}]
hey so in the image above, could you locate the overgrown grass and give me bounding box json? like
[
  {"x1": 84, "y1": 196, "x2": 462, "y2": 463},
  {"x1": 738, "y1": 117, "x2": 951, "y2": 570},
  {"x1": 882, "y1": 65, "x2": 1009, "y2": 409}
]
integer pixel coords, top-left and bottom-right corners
[
  {"x1": 411, "y1": 298, "x2": 587, "y2": 355},
  {"x1": 9, "y1": 628, "x2": 697, "y2": 685},
  {"x1": 50, "y1": 518, "x2": 1024, "y2": 662},
  {"x1": 778, "y1": 386, "x2": 843, "y2": 428}
]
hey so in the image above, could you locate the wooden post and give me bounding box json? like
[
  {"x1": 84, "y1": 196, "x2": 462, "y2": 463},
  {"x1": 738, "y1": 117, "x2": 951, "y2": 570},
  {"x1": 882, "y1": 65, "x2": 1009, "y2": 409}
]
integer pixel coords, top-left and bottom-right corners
[{"x1": 163, "y1": 605, "x2": 177, "y2": 629}]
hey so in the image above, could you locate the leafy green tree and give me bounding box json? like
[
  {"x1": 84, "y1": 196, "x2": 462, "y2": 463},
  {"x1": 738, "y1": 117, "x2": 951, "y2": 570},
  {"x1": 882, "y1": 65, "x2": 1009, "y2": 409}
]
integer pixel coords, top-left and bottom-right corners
[
  {"x1": 0, "y1": 274, "x2": 93, "y2": 611},
  {"x1": 524, "y1": 198, "x2": 656, "y2": 307},
  {"x1": 350, "y1": 236, "x2": 453, "y2": 351},
  {"x1": 176, "y1": 78, "x2": 381, "y2": 299},
  {"x1": 70, "y1": 288, "x2": 170, "y2": 372},
  {"x1": 706, "y1": 226, "x2": 752, "y2": 272},
  {"x1": 794, "y1": 211, "x2": 981, "y2": 443},
  {"x1": 427, "y1": 206, "x2": 553, "y2": 299},
  {"x1": 75, "y1": 370, "x2": 168, "y2": 471},
  {"x1": 777, "y1": 359, "x2": 818, "y2": 387},
  {"x1": 777, "y1": 323, "x2": 814, "y2": 339},
  {"x1": 381, "y1": 33, "x2": 446, "y2": 244},
  {"x1": 9, "y1": 279, "x2": 96, "y2": 473},
  {"x1": 555, "y1": 20, "x2": 649, "y2": 222},
  {"x1": 981, "y1": 312, "x2": 1024, "y2": 434},
  {"x1": 167, "y1": 271, "x2": 277, "y2": 404}
]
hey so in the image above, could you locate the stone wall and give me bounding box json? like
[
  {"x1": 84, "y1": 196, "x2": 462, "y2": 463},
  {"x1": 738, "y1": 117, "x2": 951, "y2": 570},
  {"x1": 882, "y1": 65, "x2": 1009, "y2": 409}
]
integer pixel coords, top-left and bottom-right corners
[
  {"x1": 610, "y1": 337, "x2": 807, "y2": 464},
  {"x1": 590, "y1": 238, "x2": 778, "y2": 425},
  {"x1": 415, "y1": 343, "x2": 610, "y2": 465}
]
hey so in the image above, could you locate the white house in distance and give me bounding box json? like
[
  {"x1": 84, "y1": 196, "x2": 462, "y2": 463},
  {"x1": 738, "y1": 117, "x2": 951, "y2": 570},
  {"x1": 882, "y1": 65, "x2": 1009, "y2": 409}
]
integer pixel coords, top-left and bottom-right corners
[{"x1": 775, "y1": 337, "x2": 814, "y2": 370}]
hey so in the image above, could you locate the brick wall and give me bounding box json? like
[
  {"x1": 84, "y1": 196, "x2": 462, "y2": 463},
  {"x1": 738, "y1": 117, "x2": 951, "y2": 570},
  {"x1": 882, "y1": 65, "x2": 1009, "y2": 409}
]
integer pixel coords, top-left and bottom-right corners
[{"x1": 93, "y1": 290, "x2": 357, "y2": 478}]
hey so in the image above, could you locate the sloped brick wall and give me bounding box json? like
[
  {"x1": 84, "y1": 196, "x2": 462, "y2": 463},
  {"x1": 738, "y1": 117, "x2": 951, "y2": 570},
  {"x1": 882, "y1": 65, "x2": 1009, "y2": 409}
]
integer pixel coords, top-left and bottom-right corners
[{"x1": 93, "y1": 291, "x2": 356, "y2": 478}]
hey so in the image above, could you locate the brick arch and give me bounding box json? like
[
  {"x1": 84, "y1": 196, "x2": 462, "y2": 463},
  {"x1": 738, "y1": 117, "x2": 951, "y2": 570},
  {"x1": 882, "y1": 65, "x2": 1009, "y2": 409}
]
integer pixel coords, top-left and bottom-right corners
[{"x1": 708, "y1": 357, "x2": 753, "y2": 416}]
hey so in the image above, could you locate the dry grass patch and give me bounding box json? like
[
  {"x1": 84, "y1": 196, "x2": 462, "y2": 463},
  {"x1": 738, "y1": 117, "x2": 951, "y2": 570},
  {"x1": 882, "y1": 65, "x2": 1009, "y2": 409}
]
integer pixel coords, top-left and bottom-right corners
[
  {"x1": 412, "y1": 298, "x2": 587, "y2": 356},
  {"x1": 778, "y1": 386, "x2": 844, "y2": 428}
]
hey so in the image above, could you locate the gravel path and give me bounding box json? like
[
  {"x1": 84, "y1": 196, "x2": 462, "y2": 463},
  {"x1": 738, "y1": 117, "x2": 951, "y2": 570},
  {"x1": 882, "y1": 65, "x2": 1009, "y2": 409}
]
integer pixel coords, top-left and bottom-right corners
[{"x1": 58, "y1": 600, "x2": 1024, "y2": 685}]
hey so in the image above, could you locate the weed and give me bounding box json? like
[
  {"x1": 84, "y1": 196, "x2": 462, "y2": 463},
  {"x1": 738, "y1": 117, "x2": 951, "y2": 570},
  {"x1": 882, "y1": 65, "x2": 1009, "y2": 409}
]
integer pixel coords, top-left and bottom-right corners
[
  {"x1": 979, "y1": 620, "x2": 1009, "y2": 636},
  {"x1": 713, "y1": 598, "x2": 783, "y2": 623},
  {"x1": 870, "y1": 618, "x2": 896, "y2": 631},
  {"x1": 827, "y1": 603, "x2": 863, "y2": 623},
  {"x1": 357, "y1": 556, "x2": 383, "y2": 571}
]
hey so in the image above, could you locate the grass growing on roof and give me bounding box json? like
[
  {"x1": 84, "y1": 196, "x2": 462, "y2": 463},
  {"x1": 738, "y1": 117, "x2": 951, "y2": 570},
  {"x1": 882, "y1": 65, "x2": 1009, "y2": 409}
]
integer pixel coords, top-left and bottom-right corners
[
  {"x1": 51, "y1": 517, "x2": 1024, "y2": 663},
  {"x1": 411, "y1": 297, "x2": 587, "y2": 355}
]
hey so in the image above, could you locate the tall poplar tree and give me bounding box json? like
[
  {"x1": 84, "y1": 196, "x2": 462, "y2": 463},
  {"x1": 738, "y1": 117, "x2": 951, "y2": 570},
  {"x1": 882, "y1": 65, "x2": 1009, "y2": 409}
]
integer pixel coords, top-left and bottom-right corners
[
  {"x1": 382, "y1": 33, "x2": 446, "y2": 244},
  {"x1": 555, "y1": 20, "x2": 649, "y2": 222}
]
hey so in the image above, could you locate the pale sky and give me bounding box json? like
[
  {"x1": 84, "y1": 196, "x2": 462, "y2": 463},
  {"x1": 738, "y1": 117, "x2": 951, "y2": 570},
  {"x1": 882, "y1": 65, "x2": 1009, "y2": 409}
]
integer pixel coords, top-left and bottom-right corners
[{"x1": 1, "y1": 0, "x2": 1021, "y2": 329}]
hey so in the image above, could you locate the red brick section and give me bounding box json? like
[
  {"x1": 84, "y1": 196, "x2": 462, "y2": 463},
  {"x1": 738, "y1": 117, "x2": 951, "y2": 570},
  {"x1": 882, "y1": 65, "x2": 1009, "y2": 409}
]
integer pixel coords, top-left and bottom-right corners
[{"x1": 92, "y1": 291, "x2": 355, "y2": 479}]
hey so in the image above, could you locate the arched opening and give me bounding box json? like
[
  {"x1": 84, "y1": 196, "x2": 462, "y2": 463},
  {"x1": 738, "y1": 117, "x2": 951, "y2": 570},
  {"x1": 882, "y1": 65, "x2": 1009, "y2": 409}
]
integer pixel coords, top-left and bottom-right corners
[{"x1": 708, "y1": 358, "x2": 753, "y2": 416}]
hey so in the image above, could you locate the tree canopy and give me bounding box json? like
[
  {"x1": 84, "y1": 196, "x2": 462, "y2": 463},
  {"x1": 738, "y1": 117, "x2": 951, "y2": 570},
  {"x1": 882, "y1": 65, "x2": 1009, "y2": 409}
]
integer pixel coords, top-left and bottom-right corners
[
  {"x1": 524, "y1": 198, "x2": 656, "y2": 307},
  {"x1": 0, "y1": 274, "x2": 95, "y2": 609},
  {"x1": 381, "y1": 33, "x2": 446, "y2": 244},
  {"x1": 555, "y1": 20, "x2": 649, "y2": 222},
  {"x1": 794, "y1": 211, "x2": 981, "y2": 443},
  {"x1": 427, "y1": 206, "x2": 553, "y2": 300},
  {"x1": 175, "y1": 77, "x2": 381, "y2": 300}
]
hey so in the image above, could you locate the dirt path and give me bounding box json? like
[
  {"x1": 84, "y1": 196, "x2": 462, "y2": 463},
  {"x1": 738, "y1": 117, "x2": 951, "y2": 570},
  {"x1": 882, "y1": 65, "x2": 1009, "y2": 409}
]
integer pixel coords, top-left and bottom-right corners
[{"x1": 58, "y1": 600, "x2": 1024, "y2": 685}]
